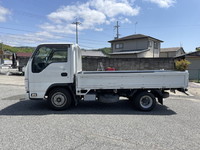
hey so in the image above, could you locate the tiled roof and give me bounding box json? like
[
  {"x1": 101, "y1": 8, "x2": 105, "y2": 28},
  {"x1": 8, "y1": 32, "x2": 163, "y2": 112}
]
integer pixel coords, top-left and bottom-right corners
[
  {"x1": 110, "y1": 49, "x2": 149, "y2": 55},
  {"x1": 160, "y1": 47, "x2": 183, "y2": 52},
  {"x1": 108, "y1": 34, "x2": 163, "y2": 43},
  {"x1": 17, "y1": 52, "x2": 32, "y2": 57},
  {"x1": 81, "y1": 50, "x2": 106, "y2": 57},
  {"x1": 178, "y1": 51, "x2": 200, "y2": 57}
]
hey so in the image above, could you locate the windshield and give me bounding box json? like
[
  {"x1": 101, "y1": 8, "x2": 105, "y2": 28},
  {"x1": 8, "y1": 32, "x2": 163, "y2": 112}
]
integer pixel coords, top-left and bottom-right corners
[{"x1": 32, "y1": 44, "x2": 69, "y2": 73}]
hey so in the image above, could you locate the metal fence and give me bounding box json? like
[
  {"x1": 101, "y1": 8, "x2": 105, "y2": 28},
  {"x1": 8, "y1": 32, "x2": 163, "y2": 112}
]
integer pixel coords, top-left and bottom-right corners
[{"x1": 188, "y1": 69, "x2": 200, "y2": 82}]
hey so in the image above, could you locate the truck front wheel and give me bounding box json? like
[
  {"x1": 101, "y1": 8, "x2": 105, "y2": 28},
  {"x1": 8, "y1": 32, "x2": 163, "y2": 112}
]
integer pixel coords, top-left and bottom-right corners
[
  {"x1": 48, "y1": 88, "x2": 72, "y2": 110},
  {"x1": 134, "y1": 92, "x2": 156, "y2": 111}
]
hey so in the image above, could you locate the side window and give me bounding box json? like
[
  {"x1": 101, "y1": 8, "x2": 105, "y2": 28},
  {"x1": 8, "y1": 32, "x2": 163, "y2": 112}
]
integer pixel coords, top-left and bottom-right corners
[
  {"x1": 48, "y1": 51, "x2": 67, "y2": 63},
  {"x1": 115, "y1": 43, "x2": 124, "y2": 49},
  {"x1": 154, "y1": 42, "x2": 159, "y2": 49},
  {"x1": 149, "y1": 41, "x2": 153, "y2": 47},
  {"x1": 32, "y1": 45, "x2": 68, "y2": 73}
]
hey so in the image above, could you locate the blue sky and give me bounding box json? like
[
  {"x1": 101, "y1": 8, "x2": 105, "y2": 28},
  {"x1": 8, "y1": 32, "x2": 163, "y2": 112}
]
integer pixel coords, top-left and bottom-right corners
[{"x1": 0, "y1": 0, "x2": 199, "y2": 52}]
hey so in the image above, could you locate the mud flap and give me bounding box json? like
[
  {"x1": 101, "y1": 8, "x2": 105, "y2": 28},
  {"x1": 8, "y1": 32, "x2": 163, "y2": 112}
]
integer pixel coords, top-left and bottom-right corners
[
  {"x1": 158, "y1": 97, "x2": 163, "y2": 105},
  {"x1": 177, "y1": 88, "x2": 189, "y2": 96}
]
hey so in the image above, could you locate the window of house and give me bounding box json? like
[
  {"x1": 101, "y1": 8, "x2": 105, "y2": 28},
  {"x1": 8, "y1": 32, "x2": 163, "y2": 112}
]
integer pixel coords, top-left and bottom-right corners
[
  {"x1": 115, "y1": 43, "x2": 124, "y2": 49},
  {"x1": 154, "y1": 42, "x2": 159, "y2": 49},
  {"x1": 149, "y1": 41, "x2": 153, "y2": 47}
]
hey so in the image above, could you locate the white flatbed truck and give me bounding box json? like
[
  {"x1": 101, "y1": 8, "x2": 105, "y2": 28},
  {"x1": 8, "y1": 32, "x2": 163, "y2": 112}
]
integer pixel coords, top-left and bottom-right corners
[{"x1": 25, "y1": 43, "x2": 189, "y2": 111}]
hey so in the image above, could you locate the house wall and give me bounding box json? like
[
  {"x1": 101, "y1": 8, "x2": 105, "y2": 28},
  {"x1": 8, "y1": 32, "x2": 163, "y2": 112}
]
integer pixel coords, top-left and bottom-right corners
[
  {"x1": 160, "y1": 52, "x2": 168, "y2": 57},
  {"x1": 160, "y1": 52, "x2": 177, "y2": 57},
  {"x1": 186, "y1": 57, "x2": 200, "y2": 80},
  {"x1": 82, "y1": 57, "x2": 174, "y2": 71},
  {"x1": 169, "y1": 52, "x2": 177, "y2": 57},
  {"x1": 160, "y1": 49, "x2": 185, "y2": 58},
  {"x1": 168, "y1": 52, "x2": 176, "y2": 57},
  {"x1": 176, "y1": 49, "x2": 185, "y2": 56},
  {"x1": 112, "y1": 38, "x2": 148, "y2": 52},
  {"x1": 110, "y1": 49, "x2": 159, "y2": 58},
  {"x1": 138, "y1": 42, "x2": 160, "y2": 58},
  {"x1": 111, "y1": 38, "x2": 160, "y2": 58}
]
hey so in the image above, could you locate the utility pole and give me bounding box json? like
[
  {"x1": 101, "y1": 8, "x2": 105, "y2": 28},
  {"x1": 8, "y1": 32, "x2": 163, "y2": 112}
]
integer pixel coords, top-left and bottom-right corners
[
  {"x1": 1, "y1": 42, "x2": 2, "y2": 51},
  {"x1": 0, "y1": 42, "x2": 3, "y2": 64},
  {"x1": 114, "y1": 21, "x2": 120, "y2": 39},
  {"x1": 72, "y1": 19, "x2": 81, "y2": 44}
]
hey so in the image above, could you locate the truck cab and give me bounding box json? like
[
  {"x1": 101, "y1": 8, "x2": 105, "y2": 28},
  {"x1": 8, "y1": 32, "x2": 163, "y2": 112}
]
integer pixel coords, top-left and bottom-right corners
[{"x1": 25, "y1": 43, "x2": 81, "y2": 99}]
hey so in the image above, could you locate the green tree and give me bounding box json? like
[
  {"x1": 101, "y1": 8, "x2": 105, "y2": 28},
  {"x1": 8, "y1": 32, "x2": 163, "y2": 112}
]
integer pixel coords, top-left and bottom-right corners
[
  {"x1": 1, "y1": 44, "x2": 35, "y2": 53},
  {"x1": 100, "y1": 47, "x2": 112, "y2": 55},
  {"x1": 175, "y1": 59, "x2": 190, "y2": 71}
]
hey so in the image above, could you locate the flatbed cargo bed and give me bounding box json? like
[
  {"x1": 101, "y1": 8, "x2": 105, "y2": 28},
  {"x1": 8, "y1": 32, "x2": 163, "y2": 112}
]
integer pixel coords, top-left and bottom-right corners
[{"x1": 76, "y1": 70, "x2": 188, "y2": 94}]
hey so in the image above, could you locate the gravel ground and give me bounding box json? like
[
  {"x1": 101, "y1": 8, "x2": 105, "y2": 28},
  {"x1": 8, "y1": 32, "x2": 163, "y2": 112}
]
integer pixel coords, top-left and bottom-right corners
[{"x1": 0, "y1": 75, "x2": 200, "y2": 150}]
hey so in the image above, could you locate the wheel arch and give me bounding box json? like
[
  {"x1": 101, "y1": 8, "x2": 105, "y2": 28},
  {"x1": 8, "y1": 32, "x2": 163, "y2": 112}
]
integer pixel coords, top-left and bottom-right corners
[
  {"x1": 131, "y1": 89, "x2": 164, "y2": 98},
  {"x1": 45, "y1": 83, "x2": 77, "y2": 105}
]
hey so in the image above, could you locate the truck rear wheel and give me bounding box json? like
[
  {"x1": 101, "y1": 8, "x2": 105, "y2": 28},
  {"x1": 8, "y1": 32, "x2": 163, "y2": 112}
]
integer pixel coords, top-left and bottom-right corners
[
  {"x1": 48, "y1": 88, "x2": 72, "y2": 110},
  {"x1": 134, "y1": 91, "x2": 156, "y2": 111}
]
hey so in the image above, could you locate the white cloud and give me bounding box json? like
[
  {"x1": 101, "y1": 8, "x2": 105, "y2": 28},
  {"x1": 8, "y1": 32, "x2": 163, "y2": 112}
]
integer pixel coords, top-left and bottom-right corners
[
  {"x1": 90, "y1": 0, "x2": 140, "y2": 17},
  {"x1": 0, "y1": 5, "x2": 11, "y2": 22},
  {"x1": 94, "y1": 28, "x2": 103, "y2": 31},
  {"x1": 145, "y1": 0, "x2": 176, "y2": 8},
  {"x1": 40, "y1": 23, "x2": 75, "y2": 34},
  {"x1": 1, "y1": 31, "x2": 62, "y2": 47},
  {"x1": 46, "y1": 0, "x2": 139, "y2": 33}
]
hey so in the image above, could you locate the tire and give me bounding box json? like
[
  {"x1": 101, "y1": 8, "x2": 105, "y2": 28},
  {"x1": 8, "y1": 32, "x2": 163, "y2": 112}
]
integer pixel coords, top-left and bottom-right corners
[
  {"x1": 134, "y1": 91, "x2": 156, "y2": 111},
  {"x1": 48, "y1": 88, "x2": 72, "y2": 110}
]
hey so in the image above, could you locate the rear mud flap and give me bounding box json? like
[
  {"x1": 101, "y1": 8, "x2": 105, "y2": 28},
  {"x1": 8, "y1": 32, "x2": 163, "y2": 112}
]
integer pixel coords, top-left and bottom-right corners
[{"x1": 158, "y1": 97, "x2": 163, "y2": 105}]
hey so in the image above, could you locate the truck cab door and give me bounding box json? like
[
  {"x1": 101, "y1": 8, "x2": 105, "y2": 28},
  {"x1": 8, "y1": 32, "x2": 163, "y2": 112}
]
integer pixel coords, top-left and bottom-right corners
[{"x1": 28, "y1": 44, "x2": 72, "y2": 99}]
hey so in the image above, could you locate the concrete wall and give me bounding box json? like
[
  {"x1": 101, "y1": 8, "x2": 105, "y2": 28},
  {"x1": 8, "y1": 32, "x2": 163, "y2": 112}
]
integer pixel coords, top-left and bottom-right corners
[{"x1": 82, "y1": 57, "x2": 174, "y2": 71}]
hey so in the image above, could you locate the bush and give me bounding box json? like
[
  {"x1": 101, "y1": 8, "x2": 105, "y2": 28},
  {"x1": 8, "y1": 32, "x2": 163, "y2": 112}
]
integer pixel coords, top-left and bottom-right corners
[{"x1": 175, "y1": 59, "x2": 190, "y2": 71}]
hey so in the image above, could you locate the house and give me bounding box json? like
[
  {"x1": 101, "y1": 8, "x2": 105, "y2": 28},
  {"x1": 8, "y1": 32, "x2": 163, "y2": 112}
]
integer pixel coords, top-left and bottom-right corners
[
  {"x1": 108, "y1": 34, "x2": 163, "y2": 58},
  {"x1": 160, "y1": 47, "x2": 185, "y2": 57},
  {"x1": 0, "y1": 50, "x2": 13, "y2": 65},
  {"x1": 176, "y1": 51, "x2": 200, "y2": 80}
]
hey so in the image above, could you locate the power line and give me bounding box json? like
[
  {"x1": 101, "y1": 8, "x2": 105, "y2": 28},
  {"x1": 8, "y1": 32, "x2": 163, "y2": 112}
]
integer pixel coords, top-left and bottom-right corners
[
  {"x1": 0, "y1": 26, "x2": 108, "y2": 43},
  {"x1": 0, "y1": 31, "x2": 108, "y2": 46},
  {"x1": 0, "y1": 26, "x2": 36, "y2": 33},
  {"x1": 14, "y1": 9, "x2": 47, "y2": 19},
  {"x1": 0, "y1": 32, "x2": 109, "y2": 48}
]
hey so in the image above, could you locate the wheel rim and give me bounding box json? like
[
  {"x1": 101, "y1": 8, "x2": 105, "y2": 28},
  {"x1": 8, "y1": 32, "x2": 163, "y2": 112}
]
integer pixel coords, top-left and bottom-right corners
[
  {"x1": 139, "y1": 95, "x2": 153, "y2": 109},
  {"x1": 51, "y1": 92, "x2": 67, "y2": 107}
]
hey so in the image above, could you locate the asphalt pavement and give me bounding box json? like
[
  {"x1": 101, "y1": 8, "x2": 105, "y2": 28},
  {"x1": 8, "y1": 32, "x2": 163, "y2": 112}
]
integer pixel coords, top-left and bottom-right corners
[{"x1": 0, "y1": 75, "x2": 200, "y2": 150}]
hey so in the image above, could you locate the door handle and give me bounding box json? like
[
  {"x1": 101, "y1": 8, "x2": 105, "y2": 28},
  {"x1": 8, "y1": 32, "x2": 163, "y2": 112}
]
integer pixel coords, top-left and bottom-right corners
[{"x1": 61, "y1": 72, "x2": 68, "y2": 76}]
